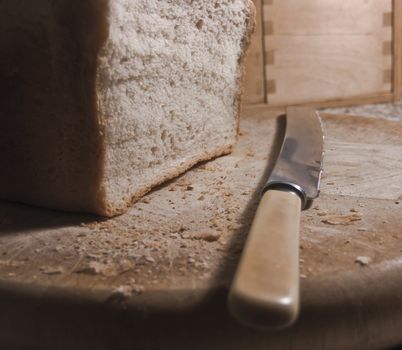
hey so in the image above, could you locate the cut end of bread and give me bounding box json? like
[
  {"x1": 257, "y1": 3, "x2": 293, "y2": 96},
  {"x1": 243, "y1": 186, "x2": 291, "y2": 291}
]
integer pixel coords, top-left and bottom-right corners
[{"x1": 96, "y1": 0, "x2": 255, "y2": 216}]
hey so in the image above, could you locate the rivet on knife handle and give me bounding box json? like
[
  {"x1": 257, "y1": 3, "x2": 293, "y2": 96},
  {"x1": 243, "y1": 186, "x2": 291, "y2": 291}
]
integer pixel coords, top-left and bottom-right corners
[{"x1": 228, "y1": 107, "x2": 324, "y2": 329}]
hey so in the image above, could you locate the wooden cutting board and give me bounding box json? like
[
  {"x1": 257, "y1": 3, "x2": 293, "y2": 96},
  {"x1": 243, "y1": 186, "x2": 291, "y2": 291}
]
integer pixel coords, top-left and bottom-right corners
[{"x1": 0, "y1": 107, "x2": 402, "y2": 350}]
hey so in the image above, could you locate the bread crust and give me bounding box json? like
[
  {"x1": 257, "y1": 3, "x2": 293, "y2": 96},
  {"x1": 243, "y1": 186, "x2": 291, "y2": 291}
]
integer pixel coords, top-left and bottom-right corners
[{"x1": 0, "y1": 0, "x2": 110, "y2": 216}]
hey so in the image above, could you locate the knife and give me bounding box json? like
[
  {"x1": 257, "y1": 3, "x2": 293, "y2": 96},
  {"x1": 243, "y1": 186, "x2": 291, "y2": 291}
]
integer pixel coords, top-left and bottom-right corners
[{"x1": 228, "y1": 106, "x2": 324, "y2": 329}]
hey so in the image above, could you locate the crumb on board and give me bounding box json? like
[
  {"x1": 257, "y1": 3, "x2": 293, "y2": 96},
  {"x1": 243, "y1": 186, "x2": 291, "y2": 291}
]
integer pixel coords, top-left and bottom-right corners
[
  {"x1": 40, "y1": 266, "x2": 64, "y2": 275},
  {"x1": 106, "y1": 284, "x2": 145, "y2": 304},
  {"x1": 355, "y1": 256, "x2": 372, "y2": 266},
  {"x1": 0, "y1": 260, "x2": 25, "y2": 267},
  {"x1": 112, "y1": 285, "x2": 133, "y2": 298},
  {"x1": 321, "y1": 214, "x2": 362, "y2": 225},
  {"x1": 75, "y1": 260, "x2": 134, "y2": 277}
]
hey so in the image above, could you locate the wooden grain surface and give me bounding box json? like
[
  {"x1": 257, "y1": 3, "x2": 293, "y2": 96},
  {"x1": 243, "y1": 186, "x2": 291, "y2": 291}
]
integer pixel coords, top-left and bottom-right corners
[
  {"x1": 1, "y1": 109, "x2": 402, "y2": 349},
  {"x1": 1, "y1": 110, "x2": 401, "y2": 291},
  {"x1": 263, "y1": 0, "x2": 393, "y2": 105}
]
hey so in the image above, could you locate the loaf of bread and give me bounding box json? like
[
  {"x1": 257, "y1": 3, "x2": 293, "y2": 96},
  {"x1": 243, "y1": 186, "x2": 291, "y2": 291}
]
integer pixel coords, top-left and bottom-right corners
[{"x1": 0, "y1": 0, "x2": 255, "y2": 216}]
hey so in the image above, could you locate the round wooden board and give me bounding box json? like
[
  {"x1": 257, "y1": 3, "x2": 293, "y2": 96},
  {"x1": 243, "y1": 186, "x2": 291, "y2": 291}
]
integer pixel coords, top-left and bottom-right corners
[{"x1": 0, "y1": 107, "x2": 402, "y2": 349}]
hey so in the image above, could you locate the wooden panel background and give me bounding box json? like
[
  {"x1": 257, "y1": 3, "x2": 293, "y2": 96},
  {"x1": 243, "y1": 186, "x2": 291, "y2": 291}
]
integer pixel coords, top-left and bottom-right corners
[
  {"x1": 264, "y1": 0, "x2": 393, "y2": 105},
  {"x1": 243, "y1": 0, "x2": 402, "y2": 107}
]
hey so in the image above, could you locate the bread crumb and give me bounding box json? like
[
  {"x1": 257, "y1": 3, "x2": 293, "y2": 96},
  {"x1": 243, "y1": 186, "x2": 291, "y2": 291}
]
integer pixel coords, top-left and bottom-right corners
[
  {"x1": 75, "y1": 260, "x2": 134, "y2": 277},
  {"x1": 106, "y1": 285, "x2": 135, "y2": 304},
  {"x1": 196, "y1": 231, "x2": 221, "y2": 242},
  {"x1": 113, "y1": 285, "x2": 133, "y2": 297},
  {"x1": 40, "y1": 266, "x2": 64, "y2": 275},
  {"x1": 355, "y1": 256, "x2": 372, "y2": 266},
  {"x1": 176, "y1": 179, "x2": 192, "y2": 188},
  {"x1": 145, "y1": 256, "x2": 155, "y2": 263},
  {"x1": 133, "y1": 286, "x2": 144, "y2": 294},
  {"x1": 0, "y1": 260, "x2": 25, "y2": 267},
  {"x1": 86, "y1": 252, "x2": 101, "y2": 259},
  {"x1": 322, "y1": 214, "x2": 361, "y2": 225}
]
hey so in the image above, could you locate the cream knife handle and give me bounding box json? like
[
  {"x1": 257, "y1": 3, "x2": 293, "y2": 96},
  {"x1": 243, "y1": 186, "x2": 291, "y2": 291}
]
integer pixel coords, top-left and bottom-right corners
[{"x1": 228, "y1": 189, "x2": 301, "y2": 329}]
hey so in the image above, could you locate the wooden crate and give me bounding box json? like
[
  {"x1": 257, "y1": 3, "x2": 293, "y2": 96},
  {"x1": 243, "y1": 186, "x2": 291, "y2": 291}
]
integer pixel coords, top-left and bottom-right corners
[{"x1": 243, "y1": 0, "x2": 402, "y2": 108}]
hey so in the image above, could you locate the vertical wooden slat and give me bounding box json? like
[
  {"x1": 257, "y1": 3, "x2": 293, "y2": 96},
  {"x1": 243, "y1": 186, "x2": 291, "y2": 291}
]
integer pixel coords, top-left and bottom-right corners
[
  {"x1": 262, "y1": 0, "x2": 273, "y2": 104},
  {"x1": 260, "y1": 0, "x2": 268, "y2": 103},
  {"x1": 242, "y1": 0, "x2": 266, "y2": 104},
  {"x1": 392, "y1": 0, "x2": 402, "y2": 101}
]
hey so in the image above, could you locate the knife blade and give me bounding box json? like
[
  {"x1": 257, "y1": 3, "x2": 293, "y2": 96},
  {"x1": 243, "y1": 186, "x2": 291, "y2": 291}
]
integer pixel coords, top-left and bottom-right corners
[{"x1": 228, "y1": 106, "x2": 324, "y2": 329}]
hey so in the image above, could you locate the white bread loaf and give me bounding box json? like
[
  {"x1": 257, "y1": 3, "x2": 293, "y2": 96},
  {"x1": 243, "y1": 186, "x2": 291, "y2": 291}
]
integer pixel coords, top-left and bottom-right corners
[{"x1": 0, "y1": 0, "x2": 255, "y2": 216}]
